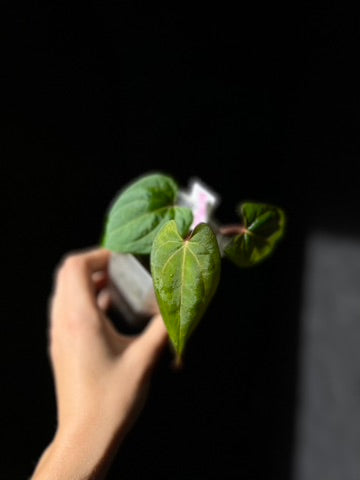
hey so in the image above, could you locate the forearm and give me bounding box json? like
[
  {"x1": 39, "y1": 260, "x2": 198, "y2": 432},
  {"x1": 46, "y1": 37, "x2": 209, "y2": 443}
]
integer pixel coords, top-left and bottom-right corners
[{"x1": 31, "y1": 419, "x2": 126, "y2": 480}]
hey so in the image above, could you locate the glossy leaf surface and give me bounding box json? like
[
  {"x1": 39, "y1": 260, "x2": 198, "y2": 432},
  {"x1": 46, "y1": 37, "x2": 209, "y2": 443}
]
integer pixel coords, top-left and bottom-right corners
[
  {"x1": 151, "y1": 220, "x2": 221, "y2": 359},
  {"x1": 224, "y1": 202, "x2": 286, "y2": 267},
  {"x1": 102, "y1": 173, "x2": 193, "y2": 254}
]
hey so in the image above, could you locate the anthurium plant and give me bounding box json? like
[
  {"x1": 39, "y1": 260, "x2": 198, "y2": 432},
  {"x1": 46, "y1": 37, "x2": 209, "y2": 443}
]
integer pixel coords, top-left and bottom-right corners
[{"x1": 102, "y1": 172, "x2": 285, "y2": 364}]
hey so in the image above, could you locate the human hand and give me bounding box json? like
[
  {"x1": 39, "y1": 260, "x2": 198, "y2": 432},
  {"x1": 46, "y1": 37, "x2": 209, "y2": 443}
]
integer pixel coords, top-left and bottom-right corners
[{"x1": 31, "y1": 247, "x2": 168, "y2": 480}]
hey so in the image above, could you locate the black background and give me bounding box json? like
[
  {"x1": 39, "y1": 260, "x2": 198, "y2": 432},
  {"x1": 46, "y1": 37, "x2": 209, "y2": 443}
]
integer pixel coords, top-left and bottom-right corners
[{"x1": 1, "y1": 2, "x2": 359, "y2": 479}]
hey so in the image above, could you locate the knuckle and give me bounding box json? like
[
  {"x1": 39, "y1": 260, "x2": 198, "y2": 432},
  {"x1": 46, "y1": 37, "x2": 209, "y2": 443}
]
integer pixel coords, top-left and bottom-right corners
[
  {"x1": 62, "y1": 255, "x2": 84, "y2": 272},
  {"x1": 49, "y1": 310, "x2": 103, "y2": 358},
  {"x1": 66, "y1": 308, "x2": 103, "y2": 336},
  {"x1": 55, "y1": 254, "x2": 86, "y2": 280}
]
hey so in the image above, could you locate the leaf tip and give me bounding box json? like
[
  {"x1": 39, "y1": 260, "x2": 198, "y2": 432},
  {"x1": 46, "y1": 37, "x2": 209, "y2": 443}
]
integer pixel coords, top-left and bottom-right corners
[{"x1": 172, "y1": 353, "x2": 184, "y2": 371}]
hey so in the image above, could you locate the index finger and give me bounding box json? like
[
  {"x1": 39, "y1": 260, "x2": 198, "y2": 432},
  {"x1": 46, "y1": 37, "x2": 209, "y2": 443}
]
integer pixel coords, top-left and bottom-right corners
[
  {"x1": 61, "y1": 246, "x2": 111, "y2": 292},
  {"x1": 51, "y1": 248, "x2": 112, "y2": 319},
  {"x1": 61, "y1": 247, "x2": 112, "y2": 274}
]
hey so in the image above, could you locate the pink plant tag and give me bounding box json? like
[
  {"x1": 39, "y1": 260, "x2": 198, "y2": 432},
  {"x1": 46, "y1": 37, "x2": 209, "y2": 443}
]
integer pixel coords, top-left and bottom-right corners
[{"x1": 178, "y1": 179, "x2": 219, "y2": 228}]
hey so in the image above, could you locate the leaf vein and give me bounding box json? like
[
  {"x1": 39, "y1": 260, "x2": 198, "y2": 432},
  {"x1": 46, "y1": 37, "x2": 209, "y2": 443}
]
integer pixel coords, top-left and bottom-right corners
[
  {"x1": 179, "y1": 242, "x2": 187, "y2": 351},
  {"x1": 160, "y1": 247, "x2": 183, "y2": 274},
  {"x1": 187, "y1": 246, "x2": 206, "y2": 300},
  {"x1": 109, "y1": 205, "x2": 174, "y2": 238},
  {"x1": 151, "y1": 240, "x2": 181, "y2": 257}
]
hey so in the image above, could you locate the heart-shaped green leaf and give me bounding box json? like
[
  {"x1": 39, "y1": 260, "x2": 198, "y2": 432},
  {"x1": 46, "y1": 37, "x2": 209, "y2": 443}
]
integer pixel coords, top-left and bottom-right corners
[
  {"x1": 224, "y1": 202, "x2": 286, "y2": 267},
  {"x1": 151, "y1": 220, "x2": 221, "y2": 360},
  {"x1": 102, "y1": 173, "x2": 193, "y2": 254}
]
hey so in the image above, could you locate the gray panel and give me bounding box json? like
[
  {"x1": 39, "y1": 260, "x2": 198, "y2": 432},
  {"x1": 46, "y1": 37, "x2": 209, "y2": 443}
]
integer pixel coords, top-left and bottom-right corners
[{"x1": 294, "y1": 232, "x2": 360, "y2": 480}]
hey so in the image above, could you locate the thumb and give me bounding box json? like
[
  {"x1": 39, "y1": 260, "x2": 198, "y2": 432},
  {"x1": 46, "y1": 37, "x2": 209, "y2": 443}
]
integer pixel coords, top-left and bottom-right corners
[{"x1": 131, "y1": 314, "x2": 169, "y2": 369}]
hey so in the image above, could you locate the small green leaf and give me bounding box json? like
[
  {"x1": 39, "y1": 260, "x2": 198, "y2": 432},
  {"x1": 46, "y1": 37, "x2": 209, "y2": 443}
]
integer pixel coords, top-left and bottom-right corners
[
  {"x1": 151, "y1": 220, "x2": 221, "y2": 359},
  {"x1": 224, "y1": 202, "x2": 286, "y2": 267},
  {"x1": 102, "y1": 173, "x2": 193, "y2": 254}
]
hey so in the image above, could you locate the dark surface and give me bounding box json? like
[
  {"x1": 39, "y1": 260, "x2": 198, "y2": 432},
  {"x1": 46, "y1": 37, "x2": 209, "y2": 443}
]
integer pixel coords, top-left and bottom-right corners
[{"x1": 1, "y1": 3, "x2": 359, "y2": 479}]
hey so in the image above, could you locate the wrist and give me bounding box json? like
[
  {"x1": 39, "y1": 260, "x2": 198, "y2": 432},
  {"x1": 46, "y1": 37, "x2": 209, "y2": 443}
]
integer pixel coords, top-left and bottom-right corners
[{"x1": 31, "y1": 416, "x2": 126, "y2": 480}]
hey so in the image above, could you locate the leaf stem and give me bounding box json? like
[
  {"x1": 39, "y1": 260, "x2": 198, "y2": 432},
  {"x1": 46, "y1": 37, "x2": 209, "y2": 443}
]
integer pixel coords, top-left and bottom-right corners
[{"x1": 219, "y1": 224, "x2": 247, "y2": 236}]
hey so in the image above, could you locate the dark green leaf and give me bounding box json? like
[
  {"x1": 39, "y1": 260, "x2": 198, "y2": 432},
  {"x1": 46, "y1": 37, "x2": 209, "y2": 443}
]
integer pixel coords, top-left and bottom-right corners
[
  {"x1": 151, "y1": 220, "x2": 221, "y2": 359},
  {"x1": 102, "y1": 173, "x2": 193, "y2": 254},
  {"x1": 224, "y1": 202, "x2": 286, "y2": 267}
]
